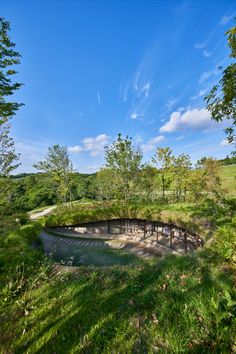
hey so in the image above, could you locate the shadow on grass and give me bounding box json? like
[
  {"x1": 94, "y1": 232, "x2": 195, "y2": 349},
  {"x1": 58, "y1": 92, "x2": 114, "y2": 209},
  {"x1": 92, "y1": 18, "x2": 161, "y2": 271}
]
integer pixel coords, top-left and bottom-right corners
[{"x1": 4, "y1": 249, "x2": 235, "y2": 354}]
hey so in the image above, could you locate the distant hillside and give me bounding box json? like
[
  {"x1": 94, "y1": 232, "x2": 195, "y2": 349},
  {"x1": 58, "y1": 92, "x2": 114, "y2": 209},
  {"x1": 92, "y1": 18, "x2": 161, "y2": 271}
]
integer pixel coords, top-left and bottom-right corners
[{"x1": 220, "y1": 164, "x2": 236, "y2": 196}]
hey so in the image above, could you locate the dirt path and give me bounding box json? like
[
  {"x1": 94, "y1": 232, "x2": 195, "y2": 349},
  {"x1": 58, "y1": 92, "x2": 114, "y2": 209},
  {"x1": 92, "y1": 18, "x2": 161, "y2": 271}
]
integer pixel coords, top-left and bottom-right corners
[{"x1": 30, "y1": 206, "x2": 56, "y2": 220}]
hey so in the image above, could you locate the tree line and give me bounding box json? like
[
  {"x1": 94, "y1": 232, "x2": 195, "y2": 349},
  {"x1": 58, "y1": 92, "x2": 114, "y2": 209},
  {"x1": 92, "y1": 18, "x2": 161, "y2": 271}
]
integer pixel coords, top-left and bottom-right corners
[{"x1": 0, "y1": 17, "x2": 235, "y2": 227}]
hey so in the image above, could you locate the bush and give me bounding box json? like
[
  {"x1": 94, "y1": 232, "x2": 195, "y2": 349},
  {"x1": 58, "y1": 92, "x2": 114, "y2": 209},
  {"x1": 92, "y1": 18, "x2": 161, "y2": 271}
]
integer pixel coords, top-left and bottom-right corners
[
  {"x1": 16, "y1": 212, "x2": 30, "y2": 225},
  {"x1": 213, "y1": 225, "x2": 236, "y2": 262},
  {"x1": 0, "y1": 221, "x2": 43, "y2": 273}
]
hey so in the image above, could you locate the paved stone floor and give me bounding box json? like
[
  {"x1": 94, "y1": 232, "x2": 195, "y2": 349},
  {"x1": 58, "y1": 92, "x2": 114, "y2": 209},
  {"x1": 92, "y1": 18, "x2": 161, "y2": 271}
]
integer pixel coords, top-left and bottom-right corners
[{"x1": 41, "y1": 230, "x2": 183, "y2": 260}]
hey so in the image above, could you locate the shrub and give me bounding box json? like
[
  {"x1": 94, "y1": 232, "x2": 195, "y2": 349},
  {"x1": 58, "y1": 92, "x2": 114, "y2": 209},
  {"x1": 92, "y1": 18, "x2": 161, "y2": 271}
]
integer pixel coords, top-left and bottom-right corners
[
  {"x1": 213, "y1": 225, "x2": 236, "y2": 262},
  {"x1": 0, "y1": 221, "x2": 43, "y2": 273}
]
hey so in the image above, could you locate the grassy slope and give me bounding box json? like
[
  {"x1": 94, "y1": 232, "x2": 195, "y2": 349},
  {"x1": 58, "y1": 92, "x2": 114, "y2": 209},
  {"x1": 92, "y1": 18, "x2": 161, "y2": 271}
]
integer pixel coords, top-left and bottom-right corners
[
  {"x1": 1, "y1": 251, "x2": 235, "y2": 353},
  {"x1": 220, "y1": 164, "x2": 236, "y2": 196},
  {"x1": 1, "y1": 200, "x2": 235, "y2": 353}
]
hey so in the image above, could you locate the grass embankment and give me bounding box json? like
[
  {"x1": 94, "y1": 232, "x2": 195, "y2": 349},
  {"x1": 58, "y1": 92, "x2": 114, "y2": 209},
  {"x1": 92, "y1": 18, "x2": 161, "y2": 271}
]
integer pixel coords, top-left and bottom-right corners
[
  {"x1": 46, "y1": 202, "x2": 216, "y2": 241},
  {"x1": 220, "y1": 164, "x2": 236, "y2": 196},
  {"x1": 1, "y1": 250, "x2": 235, "y2": 353},
  {"x1": 1, "y1": 201, "x2": 235, "y2": 353}
]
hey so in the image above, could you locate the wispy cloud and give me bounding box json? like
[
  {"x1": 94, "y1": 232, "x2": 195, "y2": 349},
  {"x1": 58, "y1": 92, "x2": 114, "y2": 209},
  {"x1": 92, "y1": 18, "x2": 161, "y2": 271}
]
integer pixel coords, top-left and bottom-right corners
[
  {"x1": 194, "y1": 43, "x2": 206, "y2": 49},
  {"x1": 165, "y1": 98, "x2": 178, "y2": 110},
  {"x1": 191, "y1": 88, "x2": 208, "y2": 100},
  {"x1": 203, "y1": 49, "x2": 211, "y2": 58},
  {"x1": 97, "y1": 91, "x2": 101, "y2": 105},
  {"x1": 219, "y1": 14, "x2": 235, "y2": 26},
  {"x1": 220, "y1": 139, "x2": 231, "y2": 146},
  {"x1": 199, "y1": 68, "x2": 218, "y2": 84},
  {"x1": 68, "y1": 134, "x2": 110, "y2": 156},
  {"x1": 141, "y1": 135, "x2": 165, "y2": 153},
  {"x1": 14, "y1": 138, "x2": 49, "y2": 173}
]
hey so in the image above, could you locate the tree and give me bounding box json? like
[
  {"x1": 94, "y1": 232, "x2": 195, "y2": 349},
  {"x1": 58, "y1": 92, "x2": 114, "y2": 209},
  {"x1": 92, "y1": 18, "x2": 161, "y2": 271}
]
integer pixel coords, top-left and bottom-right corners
[
  {"x1": 0, "y1": 18, "x2": 23, "y2": 232},
  {"x1": 104, "y1": 134, "x2": 143, "y2": 202},
  {"x1": 0, "y1": 123, "x2": 19, "y2": 176},
  {"x1": 197, "y1": 157, "x2": 222, "y2": 195},
  {"x1": 151, "y1": 147, "x2": 173, "y2": 199},
  {"x1": 172, "y1": 153, "x2": 192, "y2": 202},
  {"x1": 34, "y1": 145, "x2": 74, "y2": 203},
  {"x1": 205, "y1": 22, "x2": 236, "y2": 151},
  {"x1": 0, "y1": 17, "x2": 23, "y2": 176},
  {"x1": 95, "y1": 168, "x2": 117, "y2": 200},
  {"x1": 138, "y1": 164, "x2": 158, "y2": 202}
]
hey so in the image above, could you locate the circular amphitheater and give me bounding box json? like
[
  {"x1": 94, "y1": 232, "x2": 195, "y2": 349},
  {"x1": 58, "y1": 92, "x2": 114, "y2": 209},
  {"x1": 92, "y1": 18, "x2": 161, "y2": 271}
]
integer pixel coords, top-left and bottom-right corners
[{"x1": 41, "y1": 218, "x2": 204, "y2": 266}]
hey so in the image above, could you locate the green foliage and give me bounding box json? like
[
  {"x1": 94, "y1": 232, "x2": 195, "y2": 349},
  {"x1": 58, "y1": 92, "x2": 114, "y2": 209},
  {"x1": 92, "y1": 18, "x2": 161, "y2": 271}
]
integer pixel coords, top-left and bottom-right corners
[
  {"x1": 151, "y1": 147, "x2": 173, "y2": 199},
  {"x1": 0, "y1": 221, "x2": 43, "y2": 265},
  {"x1": 0, "y1": 17, "x2": 23, "y2": 125},
  {"x1": 34, "y1": 144, "x2": 74, "y2": 203},
  {"x1": 220, "y1": 154, "x2": 236, "y2": 165},
  {"x1": 213, "y1": 223, "x2": 236, "y2": 262},
  {"x1": 205, "y1": 22, "x2": 236, "y2": 149},
  {"x1": 172, "y1": 153, "x2": 192, "y2": 202},
  {"x1": 104, "y1": 134, "x2": 143, "y2": 202},
  {"x1": 0, "y1": 123, "x2": 20, "y2": 176},
  {"x1": 0, "y1": 18, "x2": 22, "y2": 178}
]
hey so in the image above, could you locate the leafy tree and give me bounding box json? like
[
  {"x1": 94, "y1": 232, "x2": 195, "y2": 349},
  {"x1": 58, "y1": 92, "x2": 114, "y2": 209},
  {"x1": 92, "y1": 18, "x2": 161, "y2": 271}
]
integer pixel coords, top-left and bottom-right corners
[
  {"x1": 205, "y1": 22, "x2": 236, "y2": 150},
  {"x1": 172, "y1": 153, "x2": 192, "y2": 202},
  {"x1": 0, "y1": 18, "x2": 23, "y2": 231},
  {"x1": 72, "y1": 173, "x2": 96, "y2": 200},
  {"x1": 0, "y1": 123, "x2": 19, "y2": 176},
  {"x1": 138, "y1": 164, "x2": 158, "y2": 202},
  {"x1": 34, "y1": 145, "x2": 74, "y2": 203},
  {"x1": 0, "y1": 18, "x2": 22, "y2": 178},
  {"x1": 188, "y1": 168, "x2": 206, "y2": 202},
  {"x1": 151, "y1": 147, "x2": 173, "y2": 199},
  {"x1": 104, "y1": 134, "x2": 143, "y2": 202},
  {"x1": 95, "y1": 168, "x2": 116, "y2": 200},
  {"x1": 0, "y1": 17, "x2": 23, "y2": 125},
  {"x1": 197, "y1": 157, "x2": 222, "y2": 196}
]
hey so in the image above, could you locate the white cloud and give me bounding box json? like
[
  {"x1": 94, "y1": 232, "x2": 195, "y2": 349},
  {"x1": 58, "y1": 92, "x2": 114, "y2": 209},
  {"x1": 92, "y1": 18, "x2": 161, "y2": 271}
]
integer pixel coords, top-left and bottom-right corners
[
  {"x1": 219, "y1": 14, "x2": 235, "y2": 26},
  {"x1": 68, "y1": 134, "x2": 110, "y2": 156},
  {"x1": 131, "y1": 112, "x2": 138, "y2": 120},
  {"x1": 159, "y1": 108, "x2": 217, "y2": 133},
  {"x1": 67, "y1": 145, "x2": 84, "y2": 153},
  {"x1": 194, "y1": 43, "x2": 206, "y2": 49},
  {"x1": 220, "y1": 139, "x2": 230, "y2": 147},
  {"x1": 191, "y1": 88, "x2": 208, "y2": 100},
  {"x1": 165, "y1": 98, "x2": 178, "y2": 110},
  {"x1": 203, "y1": 49, "x2": 211, "y2": 58},
  {"x1": 142, "y1": 82, "x2": 151, "y2": 98},
  {"x1": 141, "y1": 135, "x2": 165, "y2": 153},
  {"x1": 130, "y1": 111, "x2": 144, "y2": 120},
  {"x1": 176, "y1": 136, "x2": 184, "y2": 141},
  {"x1": 199, "y1": 70, "x2": 214, "y2": 84}
]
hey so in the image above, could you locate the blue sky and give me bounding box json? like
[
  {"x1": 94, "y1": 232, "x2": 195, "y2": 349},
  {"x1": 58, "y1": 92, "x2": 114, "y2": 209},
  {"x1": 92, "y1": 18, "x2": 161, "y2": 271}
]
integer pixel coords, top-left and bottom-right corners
[{"x1": 1, "y1": 0, "x2": 235, "y2": 173}]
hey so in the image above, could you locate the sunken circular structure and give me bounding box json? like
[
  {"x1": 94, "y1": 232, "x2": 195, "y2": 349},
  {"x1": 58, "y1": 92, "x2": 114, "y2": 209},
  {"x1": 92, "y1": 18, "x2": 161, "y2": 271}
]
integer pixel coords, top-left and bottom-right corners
[{"x1": 47, "y1": 218, "x2": 204, "y2": 255}]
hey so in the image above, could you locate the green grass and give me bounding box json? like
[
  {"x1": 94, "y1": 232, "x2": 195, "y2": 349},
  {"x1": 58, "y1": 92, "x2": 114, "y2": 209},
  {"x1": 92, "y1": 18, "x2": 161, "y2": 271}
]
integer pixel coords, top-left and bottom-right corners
[
  {"x1": 220, "y1": 164, "x2": 236, "y2": 196},
  {"x1": 1, "y1": 250, "x2": 235, "y2": 353},
  {"x1": 1, "y1": 200, "x2": 235, "y2": 353}
]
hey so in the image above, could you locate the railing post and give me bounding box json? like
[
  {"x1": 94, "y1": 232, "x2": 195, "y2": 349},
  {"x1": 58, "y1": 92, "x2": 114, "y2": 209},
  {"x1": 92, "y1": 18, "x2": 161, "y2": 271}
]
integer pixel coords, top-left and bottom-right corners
[
  {"x1": 184, "y1": 232, "x2": 187, "y2": 253},
  {"x1": 170, "y1": 229, "x2": 173, "y2": 249}
]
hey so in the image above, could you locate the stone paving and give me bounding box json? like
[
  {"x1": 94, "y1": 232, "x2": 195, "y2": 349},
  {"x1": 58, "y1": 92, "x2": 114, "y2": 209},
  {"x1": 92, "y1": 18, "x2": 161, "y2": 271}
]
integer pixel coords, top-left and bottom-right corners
[{"x1": 41, "y1": 229, "x2": 181, "y2": 260}]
